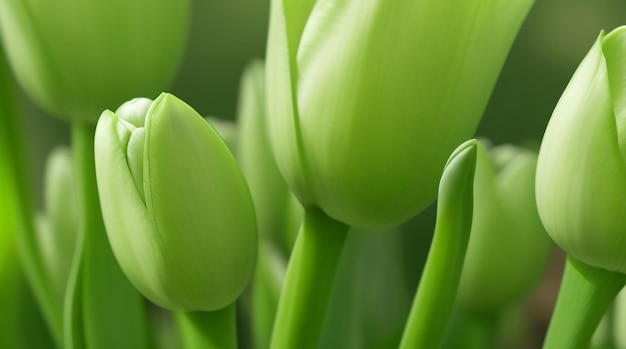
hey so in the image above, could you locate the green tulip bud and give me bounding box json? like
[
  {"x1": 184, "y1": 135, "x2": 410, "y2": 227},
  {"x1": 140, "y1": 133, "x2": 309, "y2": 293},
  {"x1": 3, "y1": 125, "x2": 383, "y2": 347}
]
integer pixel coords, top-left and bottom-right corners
[
  {"x1": 457, "y1": 142, "x2": 551, "y2": 312},
  {"x1": 536, "y1": 27, "x2": 626, "y2": 273},
  {"x1": 236, "y1": 61, "x2": 304, "y2": 349},
  {"x1": 0, "y1": 0, "x2": 189, "y2": 123},
  {"x1": 237, "y1": 60, "x2": 302, "y2": 247},
  {"x1": 94, "y1": 93, "x2": 258, "y2": 311},
  {"x1": 36, "y1": 147, "x2": 79, "y2": 301},
  {"x1": 266, "y1": 0, "x2": 534, "y2": 229}
]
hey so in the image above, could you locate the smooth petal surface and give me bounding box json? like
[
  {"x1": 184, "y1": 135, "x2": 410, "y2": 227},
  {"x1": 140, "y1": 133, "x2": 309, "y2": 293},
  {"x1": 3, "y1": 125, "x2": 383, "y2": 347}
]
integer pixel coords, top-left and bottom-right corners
[
  {"x1": 602, "y1": 27, "x2": 626, "y2": 167},
  {"x1": 40, "y1": 147, "x2": 78, "y2": 301},
  {"x1": 239, "y1": 61, "x2": 300, "y2": 244},
  {"x1": 98, "y1": 94, "x2": 258, "y2": 311},
  {"x1": 458, "y1": 143, "x2": 551, "y2": 311},
  {"x1": 267, "y1": 0, "x2": 534, "y2": 229},
  {"x1": 95, "y1": 110, "x2": 167, "y2": 306},
  {"x1": 536, "y1": 32, "x2": 626, "y2": 273},
  {"x1": 144, "y1": 94, "x2": 257, "y2": 311},
  {"x1": 266, "y1": 0, "x2": 318, "y2": 202},
  {"x1": 0, "y1": 0, "x2": 189, "y2": 122}
]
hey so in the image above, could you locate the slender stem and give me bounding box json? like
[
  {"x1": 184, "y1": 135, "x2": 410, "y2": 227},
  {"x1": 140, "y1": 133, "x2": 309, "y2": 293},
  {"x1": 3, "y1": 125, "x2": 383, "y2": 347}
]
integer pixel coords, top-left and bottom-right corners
[
  {"x1": 399, "y1": 212, "x2": 473, "y2": 349},
  {"x1": 252, "y1": 241, "x2": 286, "y2": 349},
  {"x1": 0, "y1": 207, "x2": 22, "y2": 349},
  {"x1": 63, "y1": 195, "x2": 85, "y2": 349},
  {"x1": 270, "y1": 208, "x2": 349, "y2": 349},
  {"x1": 399, "y1": 140, "x2": 477, "y2": 349},
  {"x1": 71, "y1": 123, "x2": 148, "y2": 349},
  {"x1": 176, "y1": 303, "x2": 238, "y2": 349},
  {"x1": 0, "y1": 50, "x2": 63, "y2": 347},
  {"x1": 543, "y1": 256, "x2": 626, "y2": 349},
  {"x1": 0, "y1": 56, "x2": 25, "y2": 349}
]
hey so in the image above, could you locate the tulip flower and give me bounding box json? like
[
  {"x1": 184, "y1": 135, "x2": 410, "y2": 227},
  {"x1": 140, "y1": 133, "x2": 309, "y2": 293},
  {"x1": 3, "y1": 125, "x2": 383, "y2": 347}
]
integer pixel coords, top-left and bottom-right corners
[
  {"x1": 95, "y1": 93, "x2": 258, "y2": 311},
  {"x1": 266, "y1": 0, "x2": 535, "y2": 230},
  {"x1": 36, "y1": 147, "x2": 78, "y2": 303},
  {"x1": 458, "y1": 142, "x2": 551, "y2": 313},
  {"x1": 239, "y1": 60, "x2": 301, "y2": 249},
  {"x1": 536, "y1": 28, "x2": 626, "y2": 275},
  {"x1": 267, "y1": 1, "x2": 534, "y2": 347},
  {"x1": 236, "y1": 61, "x2": 303, "y2": 349},
  {"x1": 0, "y1": 0, "x2": 189, "y2": 123},
  {"x1": 536, "y1": 27, "x2": 626, "y2": 349}
]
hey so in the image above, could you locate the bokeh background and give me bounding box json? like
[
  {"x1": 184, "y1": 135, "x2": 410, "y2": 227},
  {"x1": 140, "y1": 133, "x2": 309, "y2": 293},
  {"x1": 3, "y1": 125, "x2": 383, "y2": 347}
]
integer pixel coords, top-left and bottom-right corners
[{"x1": 9, "y1": 0, "x2": 626, "y2": 348}]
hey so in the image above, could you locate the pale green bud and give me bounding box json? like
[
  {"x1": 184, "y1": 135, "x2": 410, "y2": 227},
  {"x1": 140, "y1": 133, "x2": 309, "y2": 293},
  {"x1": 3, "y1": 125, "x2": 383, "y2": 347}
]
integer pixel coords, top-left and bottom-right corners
[
  {"x1": 36, "y1": 147, "x2": 78, "y2": 301},
  {"x1": 536, "y1": 27, "x2": 626, "y2": 273},
  {"x1": 266, "y1": 0, "x2": 534, "y2": 229},
  {"x1": 237, "y1": 60, "x2": 302, "y2": 246},
  {"x1": 0, "y1": 0, "x2": 189, "y2": 123},
  {"x1": 457, "y1": 142, "x2": 551, "y2": 312},
  {"x1": 95, "y1": 93, "x2": 258, "y2": 311}
]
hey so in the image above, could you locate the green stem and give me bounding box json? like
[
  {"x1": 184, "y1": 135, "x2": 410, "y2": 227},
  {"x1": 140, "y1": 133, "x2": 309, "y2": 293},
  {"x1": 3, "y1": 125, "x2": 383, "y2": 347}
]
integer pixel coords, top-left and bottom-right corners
[
  {"x1": 399, "y1": 140, "x2": 477, "y2": 349},
  {"x1": 176, "y1": 303, "x2": 238, "y2": 349},
  {"x1": 252, "y1": 241, "x2": 286, "y2": 349},
  {"x1": 0, "y1": 213, "x2": 23, "y2": 349},
  {"x1": 543, "y1": 256, "x2": 626, "y2": 349},
  {"x1": 399, "y1": 212, "x2": 473, "y2": 349},
  {"x1": 71, "y1": 123, "x2": 148, "y2": 349},
  {"x1": 270, "y1": 208, "x2": 349, "y2": 349},
  {"x1": 63, "y1": 226, "x2": 84, "y2": 349},
  {"x1": 0, "y1": 49, "x2": 63, "y2": 347}
]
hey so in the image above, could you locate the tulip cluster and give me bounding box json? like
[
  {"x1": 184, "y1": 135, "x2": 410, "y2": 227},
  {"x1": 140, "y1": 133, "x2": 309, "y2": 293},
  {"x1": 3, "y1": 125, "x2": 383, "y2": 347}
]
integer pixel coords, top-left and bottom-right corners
[{"x1": 4, "y1": 0, "x2": 626, "y2": 349}]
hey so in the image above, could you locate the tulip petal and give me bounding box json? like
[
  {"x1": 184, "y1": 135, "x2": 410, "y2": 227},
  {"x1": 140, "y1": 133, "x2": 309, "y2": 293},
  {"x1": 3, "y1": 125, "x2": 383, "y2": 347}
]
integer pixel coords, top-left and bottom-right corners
[
  {"x1": 293, "y1": 0, "x2": 534, "y2": 229},
  {"x1": 144, "y1": 93, "x2": 257, "y2": 311},
  {"x1": 0, "y1": 0, "x2": 189, "y2": 122},
  {"x1": 601, "y1": 27, "x2": 626, "y2": 168},
  {"x1": 266, "y1": 0, "x2": 318, "y2": 203},
  {"x1": 458, "y1": 143, "x2": 551, "y2": 311},
  {"x1": 126, "y1": 128, "x2": 146, "y2": 203},
  {"x1": 536, "y1": 33, "x2": 626, "y2": 273},
  {"x1": 95, "y1": 110, "x2": 168, "y2": 306},
  {"x1": 238, "y1": 61, "x2": 301, "y2": 245}
]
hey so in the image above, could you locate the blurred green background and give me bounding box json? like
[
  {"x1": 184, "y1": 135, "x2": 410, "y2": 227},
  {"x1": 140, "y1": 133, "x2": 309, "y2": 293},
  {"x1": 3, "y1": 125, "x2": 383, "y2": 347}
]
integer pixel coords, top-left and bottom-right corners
[{"x1": 8, "y1": 0, "x2": 626, "y2": 348}]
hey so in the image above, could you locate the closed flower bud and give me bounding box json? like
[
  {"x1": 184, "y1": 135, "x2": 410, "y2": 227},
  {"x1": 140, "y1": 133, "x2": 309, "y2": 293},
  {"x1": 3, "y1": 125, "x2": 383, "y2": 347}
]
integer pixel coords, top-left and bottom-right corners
[
  {"x1": 457, "y1": 142, "x2": 551, "y2": 312},
  {"x1": 0, "y1": 0, "x2": 189, "y2": 123},
  {"x1": 36, "y1": 147, "x2": 79, "y2": 301},
  {"x1": 238, "y1": 60, "x2": 301, "y2": 246},
  {"x1": 267, "y1": 0, "x2": 534, "y2": 229},
  {"x1": 536, "y1": 27, "x2": 626, "y2": 273},
  {"x1": 95, "y1": 93, "x2": 258, "y2": 311}
]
